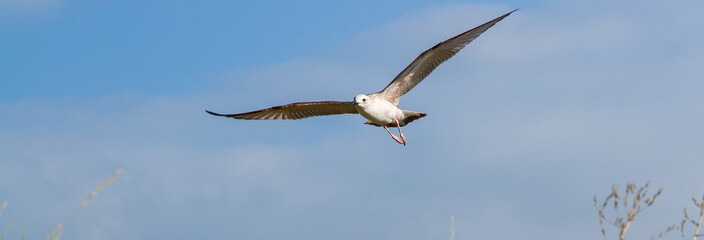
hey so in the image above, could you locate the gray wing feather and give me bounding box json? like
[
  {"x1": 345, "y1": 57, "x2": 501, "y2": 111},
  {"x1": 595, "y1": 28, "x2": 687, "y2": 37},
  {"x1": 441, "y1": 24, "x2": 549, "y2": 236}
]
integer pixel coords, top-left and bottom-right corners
[
  {"x1": 379, "y1": 9, "x2": 517, "y2": 104},
  {"x1": 206, "y1": 101, "x2": 359, "y2": 120}
]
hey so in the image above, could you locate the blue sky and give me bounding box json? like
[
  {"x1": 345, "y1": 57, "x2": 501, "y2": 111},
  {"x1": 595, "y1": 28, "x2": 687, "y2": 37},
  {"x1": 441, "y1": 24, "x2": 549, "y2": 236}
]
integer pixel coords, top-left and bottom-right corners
[{"x1": 2, "y1": 0, "x2": 704, "y2": 239}]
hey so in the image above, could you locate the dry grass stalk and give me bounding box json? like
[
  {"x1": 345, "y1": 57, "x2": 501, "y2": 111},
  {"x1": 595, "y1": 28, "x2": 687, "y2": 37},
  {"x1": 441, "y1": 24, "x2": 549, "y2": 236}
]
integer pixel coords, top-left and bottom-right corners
[
  {"x1": 2, "y1": 170, "x2": 121, "y2": 240},
  {"x1": 0, "y1": 220, "x2": 13, "y2": 240},
  {"x1": 0, "y1": 201, "x2": 7, "y2": 217},
  {"x1": 46, "y1": 169, "x2": 123, "y2": 240},
  {"x1": 44, "y1": 224, "x2": 61, "y2": 240},
  {"x1": 450, "y1": 215, "x2": 454, "y2": 240},
  {"x1": 594, "y1": 181, "x2": 663, "y2": 240},
  {"x1": 0, "y1": 201, "x2": 10, "y2": 240}
]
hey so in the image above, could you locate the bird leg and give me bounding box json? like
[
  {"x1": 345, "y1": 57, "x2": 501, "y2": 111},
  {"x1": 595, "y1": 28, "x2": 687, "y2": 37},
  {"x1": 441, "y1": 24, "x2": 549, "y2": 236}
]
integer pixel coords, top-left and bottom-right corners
[
  {"x1": 382, "y1": 119, "x2": 407, "y2": 145},
  {"x1": 395, "y1": 118, "x2": 407, "y2": 145},
  {"x1": 383, "y1": 125, "x2": 405, "y2": 145}
]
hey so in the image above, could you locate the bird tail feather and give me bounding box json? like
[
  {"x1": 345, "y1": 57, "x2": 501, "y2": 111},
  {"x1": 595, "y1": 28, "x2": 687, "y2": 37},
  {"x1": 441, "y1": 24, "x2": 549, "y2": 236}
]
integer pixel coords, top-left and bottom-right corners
[{"x1": 363, "y1": 111, "x2": 427, "y2": 127}]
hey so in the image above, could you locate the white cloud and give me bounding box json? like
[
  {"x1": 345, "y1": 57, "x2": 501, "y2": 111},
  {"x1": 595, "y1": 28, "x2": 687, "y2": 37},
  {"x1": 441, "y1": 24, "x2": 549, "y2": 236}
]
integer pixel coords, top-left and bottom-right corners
[{"x1": 0, "y1": 0, "x2": 58, "y2": 17}]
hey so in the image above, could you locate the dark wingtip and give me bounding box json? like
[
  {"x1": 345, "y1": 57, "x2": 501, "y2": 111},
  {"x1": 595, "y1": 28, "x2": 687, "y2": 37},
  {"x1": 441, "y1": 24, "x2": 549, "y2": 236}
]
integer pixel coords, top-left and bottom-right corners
[
  {"x1": 497, "y1": 9, "x2": 518, "y2": 19},
  {"x1": 502, "y1": 9, "x2": 519, "y2": 18},
  {"x1": 205, "y1": 110, "x2": 227, "y2": 117}
]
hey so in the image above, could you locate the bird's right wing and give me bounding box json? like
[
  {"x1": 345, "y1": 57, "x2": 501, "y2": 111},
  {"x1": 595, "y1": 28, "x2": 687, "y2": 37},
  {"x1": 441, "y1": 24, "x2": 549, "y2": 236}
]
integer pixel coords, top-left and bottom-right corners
[{"x1": 206, "y1": 101, "x2": 358, "y2": 120}]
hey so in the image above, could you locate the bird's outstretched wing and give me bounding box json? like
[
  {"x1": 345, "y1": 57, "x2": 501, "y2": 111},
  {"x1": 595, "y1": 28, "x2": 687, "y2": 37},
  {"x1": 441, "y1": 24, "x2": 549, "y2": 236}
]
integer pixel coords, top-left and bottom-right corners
[
  {"x1": 378, "y1": 9, "x2": 517, "y2": 105},
  {"x1": 206, "y1": 101, "x2": 358, "y2": 120}
]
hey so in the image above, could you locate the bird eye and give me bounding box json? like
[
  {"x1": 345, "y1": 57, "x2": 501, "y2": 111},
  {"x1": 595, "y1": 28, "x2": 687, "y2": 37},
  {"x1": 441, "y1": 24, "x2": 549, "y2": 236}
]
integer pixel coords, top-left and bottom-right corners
[{"x1": 363, "y1": 99, "x2": 366, "y2": 102}]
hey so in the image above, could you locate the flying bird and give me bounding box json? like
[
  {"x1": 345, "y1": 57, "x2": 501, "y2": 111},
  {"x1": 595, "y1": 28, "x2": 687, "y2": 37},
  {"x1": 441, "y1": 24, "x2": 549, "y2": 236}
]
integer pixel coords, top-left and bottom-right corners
[{"x1": 207, "y1": 10, "x2": 516, "y2": 145}]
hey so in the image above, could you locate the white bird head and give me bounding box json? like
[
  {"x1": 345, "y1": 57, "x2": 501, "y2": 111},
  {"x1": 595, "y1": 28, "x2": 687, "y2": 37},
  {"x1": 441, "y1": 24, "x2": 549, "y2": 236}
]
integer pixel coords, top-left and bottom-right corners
[{"x1": 354, "y1": 94, "x2": 370, "y2": 106}]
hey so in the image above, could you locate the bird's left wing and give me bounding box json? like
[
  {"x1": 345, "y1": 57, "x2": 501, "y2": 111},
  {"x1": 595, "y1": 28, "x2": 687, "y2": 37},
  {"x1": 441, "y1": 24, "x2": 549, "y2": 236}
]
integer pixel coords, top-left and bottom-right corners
[
  {"x1": 206, "y1": 101, "x2": 358, "y2": 120},
  {"x1": 378, "y1": 9, "x2": 516, "y2": 104}
]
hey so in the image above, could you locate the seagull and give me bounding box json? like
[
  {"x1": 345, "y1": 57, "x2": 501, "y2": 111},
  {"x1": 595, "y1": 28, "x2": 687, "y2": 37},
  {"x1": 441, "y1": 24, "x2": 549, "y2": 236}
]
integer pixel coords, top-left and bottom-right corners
[{"x1": 207, "y1": 10, "x2": 516, "y2": 145}]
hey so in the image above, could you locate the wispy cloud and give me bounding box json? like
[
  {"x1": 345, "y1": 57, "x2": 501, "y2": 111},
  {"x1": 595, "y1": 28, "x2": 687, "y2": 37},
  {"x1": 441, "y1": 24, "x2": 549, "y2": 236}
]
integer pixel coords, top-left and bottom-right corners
[{"x1": 0, "y1": 0, "x2": 58, "y2": 17}]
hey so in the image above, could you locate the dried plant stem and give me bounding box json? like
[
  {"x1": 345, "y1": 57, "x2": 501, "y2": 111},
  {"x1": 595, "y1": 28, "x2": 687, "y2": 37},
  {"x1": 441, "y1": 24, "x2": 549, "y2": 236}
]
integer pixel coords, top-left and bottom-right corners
[
  {"x1": 46, "y1": 169, "x2": 123, "y2": 240},
  {"x1": 0, "y1": 221, "x2": 13, "y2": 240},
  {"x1": 0, "y1": 202, "x2": 11, "y2": 240},
  {"x1": 450, "y1": 215, "x2": 454, "y2": 240},
  {"x1": 44, "y1": 224, "x2": 60, "y2": 240},
  {"x1": 595, "y1": 182, "x2": 664, "y2": 240},
  {"x1": 621, "y1": 217, "x2": 631, "y2": 240},
  {"x1": 620, "y1": 209, "x2": 639, "y2": 240},
  {"x1": 694, "y1": 201, "x2": 703, "y2": 240},
  {"x1": 0, "y1": 201, "x2": 7, "y2": 217}
]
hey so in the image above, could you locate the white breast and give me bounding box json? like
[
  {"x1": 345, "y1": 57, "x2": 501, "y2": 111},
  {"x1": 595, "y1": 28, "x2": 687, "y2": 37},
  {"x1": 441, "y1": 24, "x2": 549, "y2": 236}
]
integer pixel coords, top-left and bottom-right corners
[{"x1": 355, "y1": 97, "x2": 404, "y2": 125}]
